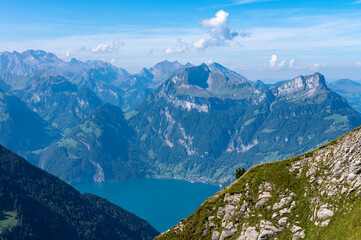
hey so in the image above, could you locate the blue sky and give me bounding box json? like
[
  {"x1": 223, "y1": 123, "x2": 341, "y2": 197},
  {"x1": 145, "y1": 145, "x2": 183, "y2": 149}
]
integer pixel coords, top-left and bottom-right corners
[{"x1": 1, "y1": 0, "x2": 361, "y2": 81}]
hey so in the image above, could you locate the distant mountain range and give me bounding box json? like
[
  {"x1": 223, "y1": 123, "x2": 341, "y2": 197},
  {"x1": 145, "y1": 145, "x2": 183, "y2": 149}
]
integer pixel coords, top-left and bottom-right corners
[
  {"x1": 0, "y1": 144, "x2": 159, "y2": 239},
  {"x1": 328, "y1": 79, "x2": 361, "y2": 113},
  {"x1": 1, "y1": 50, "x2": 361, "y2": 187}
]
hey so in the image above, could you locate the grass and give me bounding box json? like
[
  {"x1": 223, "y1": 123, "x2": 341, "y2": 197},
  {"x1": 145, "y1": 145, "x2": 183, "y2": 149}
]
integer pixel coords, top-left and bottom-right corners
[
  {"x1": 156, "y1": 125, "x2": 361, "y2": 240},
  {"x1": 0, "y1": 210, "x2": 17, "y2": 233},
  {"x1": 262, "y1": 128, "x2": 276, "y2": 133},
  {"x1": 56, "y1": 138, "x2": 78, "y2": 149},
  {"x1": 80, "y1": 121, "x2": 101, "y2": 138},
  {"x1": 244, "y1": 117, "x2": 255, "y2": 126},
  {"x1": 323, "y1": 114, "x2": 348, "y2": 124}
]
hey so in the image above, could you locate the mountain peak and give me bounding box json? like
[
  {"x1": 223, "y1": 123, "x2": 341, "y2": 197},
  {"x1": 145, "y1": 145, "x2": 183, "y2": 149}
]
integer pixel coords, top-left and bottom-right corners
[
  {"x1": 172, "y1": 64, "x2": 210, "y2": 89},
  {"x1": 207, "y1": 62, "x2": 248, "y2": 82},
  {"x1": 276, "y1": 72, "x2": 327, "y2": 97}
]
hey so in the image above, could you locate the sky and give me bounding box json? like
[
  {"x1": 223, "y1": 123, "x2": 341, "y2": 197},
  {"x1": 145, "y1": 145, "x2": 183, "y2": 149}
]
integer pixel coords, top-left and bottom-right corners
[{"x1": 1, "y1": 0, "x2": 361, "y2": 81}]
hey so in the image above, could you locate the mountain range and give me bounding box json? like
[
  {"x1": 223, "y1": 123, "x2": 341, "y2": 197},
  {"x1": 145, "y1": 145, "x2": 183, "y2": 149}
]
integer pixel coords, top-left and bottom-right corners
[
  {"x1": 1, "y1": 50, "x2": 361, "y2": 187},
  {"x1": 129, "y1": 64, "x2": 361, "y2": 185}
]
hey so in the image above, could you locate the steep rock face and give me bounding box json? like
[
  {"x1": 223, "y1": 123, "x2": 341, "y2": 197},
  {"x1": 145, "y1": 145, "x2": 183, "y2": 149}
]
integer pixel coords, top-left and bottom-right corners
[
  {"x1": 208, "y1": 63, "x2": 248, "y2": 83},
  {"x1": 132, "y1": 65, "x2": 361, "y2": 185},
  {"x1": 0, "y1": 144, "x2": 159, "y2": 240},
  {"x1": 329, "y1": 79, "x2": 361, "y2": 112},
  {"x1": 0, "y1": 89, "x2": 60, "y2": 162},
  {"x1": 157, "y1": 126, "x2": 361, "y2": 240},
  {"x1": 39, "y1": 104, "x2": 149, "y2": 184},
  {"x1": 15, "y1": 72, "x2": 103, "y2": 133}
]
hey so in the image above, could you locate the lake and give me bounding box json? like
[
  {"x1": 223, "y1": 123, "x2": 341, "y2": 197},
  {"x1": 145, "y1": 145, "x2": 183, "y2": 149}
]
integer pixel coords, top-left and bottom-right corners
[{"x1": 74, "y1": 178, "x2": 221, "y2": 232}]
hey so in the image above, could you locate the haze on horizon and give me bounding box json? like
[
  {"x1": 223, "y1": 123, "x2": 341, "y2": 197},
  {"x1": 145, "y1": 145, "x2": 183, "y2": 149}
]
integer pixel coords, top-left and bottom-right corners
[{"x1": 1, "y1": 0, "x2": 361, "y2": 82}]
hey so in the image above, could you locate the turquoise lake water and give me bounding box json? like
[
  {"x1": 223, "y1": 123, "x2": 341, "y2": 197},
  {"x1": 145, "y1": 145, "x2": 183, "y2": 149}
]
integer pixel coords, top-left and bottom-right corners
[{"x1": 74, "y1": 178, "x2": 221, "y2": 232}]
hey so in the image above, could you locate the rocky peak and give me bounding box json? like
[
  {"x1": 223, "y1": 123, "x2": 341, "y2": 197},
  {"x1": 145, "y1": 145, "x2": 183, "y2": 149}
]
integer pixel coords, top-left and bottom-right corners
[
  {"x1": 138, "y1": 68, "x2": 154, "y2": 79},
  {"x1": 276, "y1": 72, "x2": 327, "y2": 97},
  {"x1": 174, "y1": 63, "x2": 210, "y2": 89},
  {"x1": 207, "y1": 62, "x2": 248, "y2": 82}
]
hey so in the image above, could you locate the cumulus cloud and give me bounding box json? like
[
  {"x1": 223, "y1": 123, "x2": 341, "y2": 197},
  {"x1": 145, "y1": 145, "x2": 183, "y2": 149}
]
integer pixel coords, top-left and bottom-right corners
[
  {"x1": 165, "y1": 10, "x2": 250, "y2": 53},
  {"x1": 289, "y1": 59, "x2": 295, "y2": 68},
  {"x1": 269, "y1": 54, "x2": 285, "y2": 69},
  {"x1": 269, "y1": 54, "x2": 277, "y2": 68},
  {"x1": 200, "y1": 10, "x2": 238, "y2": 40},
  {"x1": 65, "y1": 50, "x2": 70, "y2": 57},
  {"x1": 91, "y1": 40, "x2": 123, "y2": 53},
  {"x1": 165, "y1": 42, "x2": 188, "y2": 55},
  {"x1": 193, "y1": 10, "x2": 250, "y2": 50}
]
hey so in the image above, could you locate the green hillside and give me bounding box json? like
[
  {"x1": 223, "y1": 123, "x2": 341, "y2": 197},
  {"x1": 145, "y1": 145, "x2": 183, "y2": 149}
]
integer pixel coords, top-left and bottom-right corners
[
  {"x1": 0, "y1": 144, "x2": 159, "y2": 240},
  {"x1": 157, "y1": 126, "x2": 361, "y2": 240}
]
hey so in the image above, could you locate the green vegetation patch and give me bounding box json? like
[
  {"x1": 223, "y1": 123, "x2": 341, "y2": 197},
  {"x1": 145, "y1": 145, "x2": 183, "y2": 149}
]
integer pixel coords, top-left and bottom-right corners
[
  {"x1": 262, "y1": 128, "x2": 276, "y2": 133},
  {"x1": 244, "y1": 117, "x2": 256, "y2": 126},
  {"x1": 80, "y1": 121, "x2": 101, "y2": 137},
  {"x1": 324, "y1": 114, "x2": 348, "y2": 124},
  {"x1": 56, "y1": 138, "x2": 78, "y2": 149},
  {"x1": 0, "y1": 210, "x2": 17, "y2": 233}
]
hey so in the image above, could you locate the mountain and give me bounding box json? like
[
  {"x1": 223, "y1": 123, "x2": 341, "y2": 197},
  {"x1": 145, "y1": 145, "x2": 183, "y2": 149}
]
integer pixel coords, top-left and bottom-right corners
[
  {"x1": 329, "y1": 79, "x2": 361, "y2": 112},
  {"x1": 0, "y1": 144, "x2": 159, "y2": 240},
  {"x1": 131, "y1": 64, "x2": 361, "y2": 186},
  {"x1": 15, "y1": 72, "x2": 103, "y2": 133},
  {"x1": 207, "y1": 63, "x2": 248, "y2": 82},
  {"x1": 0, "y1": 89, "x2": 60, "y2": 162},
  {"x1": 39, "y1": 104, "x2": 149, "y2": 184},
  {"x1": 119, "y1": 75, "x2": 154, "y2": 112},
  {"x1": 0, "y1": 50, "x2": 63, "y2": 77},
  {"x1": 147, "y1": 60, "x2": 188, "y2": 84},
  {"x1": 0, "y1": 50, "x2": 129, "y2": 107},
  {"x1": 117, "y1": 60, "x2": 193, "y2": 112},
  {"x1": 157, "y1": 125, "x2": 361, "y2": 240}
]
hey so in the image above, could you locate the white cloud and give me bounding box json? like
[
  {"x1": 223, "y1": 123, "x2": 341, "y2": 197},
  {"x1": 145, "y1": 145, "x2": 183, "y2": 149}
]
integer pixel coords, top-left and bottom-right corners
[
  {"x1": 355, "y1": 62, "x2": 361, "y2": 67},
  {"x1": 269, "y1": 54, "x2": 287, "y2": 70},
  {"x1": 65, "y1": 50, "x2": 70, "y2": 57},
  {"x1": 269, "y1": 54, "x2": 277, "y2": 68},
  {"x1": 166, "y1": 10, "x2": 250, "y2": 53},
  {"x1": 311, "y1": 63, "x2": 326, "y2": 70},
  {"x1": 278, "y1": 60, "x2": 286, "y2": 68},
  {"x1": 91, "y1": 40, "x2": 123, "y2": 53},
  {"x1": 289, "y1": 59, "x2": 295, "y2": 68},
  {"x1": 193, "y1": 10, "x2": 250, "y2": 50},
  {"x1": 200, "y1": 10, "x2": 238, "y2": 41},
  {"x1": 165, "y1": 42, "x2": 188, "y2": 54}
]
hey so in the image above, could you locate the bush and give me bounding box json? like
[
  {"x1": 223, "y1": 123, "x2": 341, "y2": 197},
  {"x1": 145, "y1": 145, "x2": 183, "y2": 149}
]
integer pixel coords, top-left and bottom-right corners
[{"x1": 235, "y1": 168, "x2": 246, "y2": 179}]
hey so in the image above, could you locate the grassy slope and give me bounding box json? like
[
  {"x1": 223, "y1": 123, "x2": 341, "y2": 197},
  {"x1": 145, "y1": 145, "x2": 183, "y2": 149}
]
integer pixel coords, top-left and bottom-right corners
[{"x1": 157, "y1": 126, "x2": 361, "y2": 239}]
